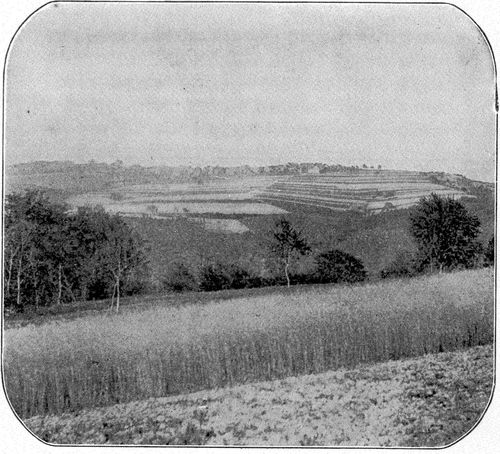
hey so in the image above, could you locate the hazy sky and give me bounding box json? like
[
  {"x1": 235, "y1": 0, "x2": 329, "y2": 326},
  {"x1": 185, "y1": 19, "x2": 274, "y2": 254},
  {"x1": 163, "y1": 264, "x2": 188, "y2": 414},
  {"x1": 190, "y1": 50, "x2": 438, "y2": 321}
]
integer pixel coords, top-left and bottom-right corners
[{"x1": 5, "y1": 3, "x2": 497, "y2": 181}]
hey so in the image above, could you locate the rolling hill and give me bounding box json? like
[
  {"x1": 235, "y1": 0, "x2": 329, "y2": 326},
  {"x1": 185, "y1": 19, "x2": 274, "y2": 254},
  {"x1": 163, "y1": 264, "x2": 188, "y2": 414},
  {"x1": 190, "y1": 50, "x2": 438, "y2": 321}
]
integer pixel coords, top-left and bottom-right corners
[{"x1": 4, "y1": 160, "x2": 494, "y2": 280}]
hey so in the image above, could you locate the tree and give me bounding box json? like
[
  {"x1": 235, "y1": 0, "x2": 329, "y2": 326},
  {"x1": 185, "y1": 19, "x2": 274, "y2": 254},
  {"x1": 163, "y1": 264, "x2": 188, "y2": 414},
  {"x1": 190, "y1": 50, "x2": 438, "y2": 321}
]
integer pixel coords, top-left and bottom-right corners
[
  {"x1": 409, "y1": 193, "x2": 481, "y2": 272},
  {"x1": 4, "y1": 190, "x2": 68, "y2": 310},
  {"x1": 484, "y1": 236, "x2": 494, "y2": 267},
  {"x1": 69, "y1": 206, "x2": 147, "y2": 312},
  {"x1": 270, "y1": 219, "x2": 310, "y2": 287},
  {"x1": 4, "y1": 219, "x2": 35, "y2": 311},
  {"x1": 314, "y1": 250, "x2": 366, "y2": 284},
  {"x1": 4, "y1": 192, "x2": 148, "y2": 311},
  {"x1": 101, "y1": 215, "x2": 147, "y2": 312}
]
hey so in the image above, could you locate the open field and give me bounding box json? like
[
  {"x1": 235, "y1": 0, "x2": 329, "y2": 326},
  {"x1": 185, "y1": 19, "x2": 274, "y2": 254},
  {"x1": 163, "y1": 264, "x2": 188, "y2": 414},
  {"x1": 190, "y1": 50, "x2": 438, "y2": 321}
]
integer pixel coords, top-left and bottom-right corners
[
  {"x1": 4, "y1": 268, "x2": 493, "y2": 420},
  {"x1": 66, "y1": 171, "x2": 471, "y2": 219},
  {"x1": 23, "y1": 345, "x2": 493, "y2": 446},
  {"x1": 78, "y1": 201, "x2": 287, "y2": 216},
  {"x1": 66, "y1": 176, "x2": 283, "y2": 219},
  {"x1": 258, "y1": 172, "x2": 471, "y2": 214}
]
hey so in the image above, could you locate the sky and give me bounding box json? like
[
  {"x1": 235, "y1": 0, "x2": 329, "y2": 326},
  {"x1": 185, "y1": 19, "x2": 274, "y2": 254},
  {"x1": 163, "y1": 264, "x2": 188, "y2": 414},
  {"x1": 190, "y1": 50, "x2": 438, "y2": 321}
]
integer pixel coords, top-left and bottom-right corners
[{"x1": 4, "y1": 2, "x2": 497, "y2": 181}]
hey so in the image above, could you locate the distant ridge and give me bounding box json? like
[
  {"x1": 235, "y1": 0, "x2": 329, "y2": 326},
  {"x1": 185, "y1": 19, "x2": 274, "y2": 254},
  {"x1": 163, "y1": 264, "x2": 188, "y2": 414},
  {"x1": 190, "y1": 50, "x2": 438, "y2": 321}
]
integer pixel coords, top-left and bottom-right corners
[{"x1": 6, "y1": 160, "x2": 493, "y2": 197}]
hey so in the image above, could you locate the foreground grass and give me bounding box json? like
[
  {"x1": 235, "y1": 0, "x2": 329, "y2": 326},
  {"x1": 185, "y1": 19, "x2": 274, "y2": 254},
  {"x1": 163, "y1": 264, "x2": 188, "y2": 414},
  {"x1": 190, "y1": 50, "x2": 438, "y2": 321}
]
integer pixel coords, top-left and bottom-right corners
[
  {"x1": 24, "y1": 345, "x2": 493, "y2": 446},
  {"x1": 4, "y1": 268, "x2": 494, "y2": 419}
]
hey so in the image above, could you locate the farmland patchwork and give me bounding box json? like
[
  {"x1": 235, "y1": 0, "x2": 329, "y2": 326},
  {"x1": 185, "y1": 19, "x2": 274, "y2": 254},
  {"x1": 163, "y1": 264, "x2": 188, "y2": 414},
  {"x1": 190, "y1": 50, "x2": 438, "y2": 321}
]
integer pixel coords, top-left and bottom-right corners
[
  {"x1": 257, "y1": 171, "x2": 470, "y2": 214},
  {"x1": 66, "y1": 171, "x2": 471, "y2": 226}
]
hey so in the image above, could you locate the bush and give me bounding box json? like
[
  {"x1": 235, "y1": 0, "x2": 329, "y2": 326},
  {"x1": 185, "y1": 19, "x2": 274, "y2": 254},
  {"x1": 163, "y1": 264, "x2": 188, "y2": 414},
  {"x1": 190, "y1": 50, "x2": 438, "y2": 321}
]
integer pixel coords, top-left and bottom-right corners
[
  {"x1": 313, "y1": 250, "x2": 367, "y2": 284},
  {"x1": 163, "y1": 263, "x2": 198, "y2": 292},
  {"x1": 380, "y1": 252, "x2": 421, "y2": 279},
  {"x1": 199, "y1": 262, "x2": 253, "y2": 292},
  {"x1": 199, "y1": 263, "x2": 232, "y2": 291}
]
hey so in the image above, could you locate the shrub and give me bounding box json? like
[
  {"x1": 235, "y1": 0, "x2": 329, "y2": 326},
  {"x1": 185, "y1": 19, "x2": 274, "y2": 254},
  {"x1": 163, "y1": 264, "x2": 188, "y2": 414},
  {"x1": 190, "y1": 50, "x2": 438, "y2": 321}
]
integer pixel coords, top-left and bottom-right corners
[
  {"x1": 313, "y1": 250, "x2": 367, "y2": 284},
  {"x1": 229, "y1": 265, "x2": 253, "y2": 289},
  {"x1": 199, "y1": 263, "x2": 232, "y2": 291},
  {"x1": 380, "y1": 252, "x2": 421, "y2": 279},
  {"x1": 163, "y1": 263, "x2": 198, "y2": 292},
  {"x1": 199, "y1": 262, "x2": 253, "y2": 292}
]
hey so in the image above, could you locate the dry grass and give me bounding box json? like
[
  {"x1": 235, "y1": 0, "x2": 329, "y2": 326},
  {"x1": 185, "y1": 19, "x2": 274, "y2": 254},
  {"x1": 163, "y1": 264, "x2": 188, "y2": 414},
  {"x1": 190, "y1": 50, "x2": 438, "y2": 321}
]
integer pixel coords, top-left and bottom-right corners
[{"x1": 4, "y1": 268, "x2": 493, "y2": 419}]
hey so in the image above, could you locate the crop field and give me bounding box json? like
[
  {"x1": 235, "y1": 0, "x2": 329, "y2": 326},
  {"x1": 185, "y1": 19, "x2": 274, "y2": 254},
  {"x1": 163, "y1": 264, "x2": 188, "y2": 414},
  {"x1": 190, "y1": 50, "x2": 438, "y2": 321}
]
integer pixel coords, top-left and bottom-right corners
[
  {"x1": 67, "y1": 177, "x2": 278, "y2": 208},
  {"x1": 66, "y1": 170, "x2": 471, "y2": 226},
  {"x1": 66, "y1": 177, "x2": 284, "y2": 232},
  {"x1": 62, "y1": 170, "x2": 473, "y2": 246},
  {"x1": 24, "y1": 345, "x2": 493, "y2": 446},
  {"x1": 83, "y1": 201, "x2": 288, "y2": 216},
  {"x1": 257, "y1": 171, "x2": 471, "y2": 214},
  {"x1": 4, "y1": 268, "x2": 493, "y2": 420}
]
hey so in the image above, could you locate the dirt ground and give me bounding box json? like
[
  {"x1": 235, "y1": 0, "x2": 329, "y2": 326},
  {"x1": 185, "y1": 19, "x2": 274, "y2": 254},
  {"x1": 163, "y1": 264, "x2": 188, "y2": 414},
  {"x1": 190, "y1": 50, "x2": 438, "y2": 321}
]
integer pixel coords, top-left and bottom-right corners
[{"x1": 24, "y1": 345, "x2": 493, "y2": 447}]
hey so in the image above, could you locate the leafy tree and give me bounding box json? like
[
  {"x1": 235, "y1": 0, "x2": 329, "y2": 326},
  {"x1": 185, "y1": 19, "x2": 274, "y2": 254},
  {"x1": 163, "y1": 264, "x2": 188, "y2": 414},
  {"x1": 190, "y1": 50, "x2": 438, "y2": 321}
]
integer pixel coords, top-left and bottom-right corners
[
  {"x1": 68, "y1": 206, "x2": 147, "y2": 312},
  {"x1": 484, "y1": 236, "x2": 494, "y2": 267},
  {"x1": 313, "y1": 249, "x2": 366, "y2": 284},
  {"x1": 99, "y1": 215, "x2": 145, "y2": 311},
  {"x1": 4, "y1": 218, "x2": 35, "y2": 311},
  {"x1": 409, "y1": 193, "x2": 482, "y2": 272},
  {"x1": 4, "y1": 191, "x2": 68, "y2": 310},
  {"x1": 3, "y1": 191, "x2": 148, "y2": 312},
  {"x1": 270, "y1": 219, "x2": 310, "y2": 287}
]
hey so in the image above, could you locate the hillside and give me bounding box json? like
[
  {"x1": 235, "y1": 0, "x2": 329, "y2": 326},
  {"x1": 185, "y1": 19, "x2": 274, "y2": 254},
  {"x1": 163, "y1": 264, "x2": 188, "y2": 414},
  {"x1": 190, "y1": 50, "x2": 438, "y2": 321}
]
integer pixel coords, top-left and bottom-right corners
[
  {"x1": 24, "y1": 345, "x2": 493, "y2": 446},
  {"x1": 6, "y1": 160, "x2": 493, "y2": 205},
  {"x1": 257, "y1": 171, "x2": 469, "y2": 214},
  {"x1": 5, "y1": 160, "x2": 494, "y2": 280},
  {"x1": 4, "y1": 268, "x2": 493, "y2": 421},
  {"x1": 5, "y1": 160, "x2": 367, "y2": 196}
]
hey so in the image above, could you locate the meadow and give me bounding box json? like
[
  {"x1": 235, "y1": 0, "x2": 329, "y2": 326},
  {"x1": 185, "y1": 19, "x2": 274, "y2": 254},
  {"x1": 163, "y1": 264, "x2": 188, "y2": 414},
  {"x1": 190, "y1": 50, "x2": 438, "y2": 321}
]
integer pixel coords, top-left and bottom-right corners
[{"x1": 4, "y1": 268, "x2": 493, "y2": 420}]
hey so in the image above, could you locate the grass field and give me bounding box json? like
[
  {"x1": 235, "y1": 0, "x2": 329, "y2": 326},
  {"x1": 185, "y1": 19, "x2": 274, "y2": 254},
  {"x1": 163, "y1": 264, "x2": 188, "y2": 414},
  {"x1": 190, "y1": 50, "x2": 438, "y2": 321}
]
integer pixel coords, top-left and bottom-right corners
[
  {"x1": 24, "y1": 345, "x2": 493, "y2": 446},
  {"x1": 4, "y1": 268, "x2": 493, "y2": 420}
]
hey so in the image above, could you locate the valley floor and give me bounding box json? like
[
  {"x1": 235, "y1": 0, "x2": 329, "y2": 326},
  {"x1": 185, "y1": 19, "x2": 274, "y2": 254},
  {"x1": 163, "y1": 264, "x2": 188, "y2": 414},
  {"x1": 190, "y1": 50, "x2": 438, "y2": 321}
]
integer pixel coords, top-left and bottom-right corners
[{"x1": 24, "y1": 345, "x2": 493, "y2": 447}]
